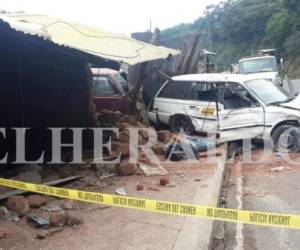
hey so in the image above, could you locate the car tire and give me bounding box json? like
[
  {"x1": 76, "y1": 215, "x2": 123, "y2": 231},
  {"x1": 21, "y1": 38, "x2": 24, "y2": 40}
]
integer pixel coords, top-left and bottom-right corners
[
  {"x1": 169, "y1": 115, "x2": 194, "y2": 135},
  {"x1": 272, "y1": 125, "x2": 300, "y2": 152}
]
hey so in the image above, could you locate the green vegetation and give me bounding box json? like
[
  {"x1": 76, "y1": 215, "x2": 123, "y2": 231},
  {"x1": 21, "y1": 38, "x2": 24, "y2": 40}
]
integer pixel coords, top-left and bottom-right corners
[{"x1": 161, "y1": 0, "x2": 300, "y2": 77}]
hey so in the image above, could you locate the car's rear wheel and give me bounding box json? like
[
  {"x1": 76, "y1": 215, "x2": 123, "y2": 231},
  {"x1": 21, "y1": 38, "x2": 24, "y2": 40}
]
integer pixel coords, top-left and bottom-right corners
[
  {"x1": 169, "y1": 115, "x2": 194, "y2": 135},
  {"x1": 272, "y1": 125, "x2": 300, "y2": 152}
]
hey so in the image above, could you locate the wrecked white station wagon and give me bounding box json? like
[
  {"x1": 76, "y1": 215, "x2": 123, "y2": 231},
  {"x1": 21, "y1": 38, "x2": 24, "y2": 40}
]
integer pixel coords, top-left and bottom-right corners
[{"x1": 148, "y1": 74, "x2": 300, "y2": 151}]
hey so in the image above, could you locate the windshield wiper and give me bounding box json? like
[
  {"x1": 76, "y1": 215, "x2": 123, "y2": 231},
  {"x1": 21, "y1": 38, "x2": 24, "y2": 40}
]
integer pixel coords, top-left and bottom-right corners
[{"x1": 268, "y1": 101, "x2": 282, "y2": 106}]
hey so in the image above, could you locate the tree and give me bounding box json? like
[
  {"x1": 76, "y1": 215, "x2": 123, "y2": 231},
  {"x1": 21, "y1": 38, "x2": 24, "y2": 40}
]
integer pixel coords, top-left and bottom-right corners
[{"x1": 266, "y1": 10, "x2": 291, "y2": 47}]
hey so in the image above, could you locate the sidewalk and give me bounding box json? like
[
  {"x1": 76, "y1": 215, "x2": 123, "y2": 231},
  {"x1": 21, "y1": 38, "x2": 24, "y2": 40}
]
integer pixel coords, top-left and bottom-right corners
[{"x1": 0, "y1": 146, "x2": 227, "y2": 250}]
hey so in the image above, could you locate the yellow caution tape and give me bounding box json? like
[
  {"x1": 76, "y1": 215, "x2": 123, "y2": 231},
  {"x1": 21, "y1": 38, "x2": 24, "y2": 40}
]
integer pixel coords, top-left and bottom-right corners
[{"x1": 0, "y1": 178, "x2": 300, "y2": 229}]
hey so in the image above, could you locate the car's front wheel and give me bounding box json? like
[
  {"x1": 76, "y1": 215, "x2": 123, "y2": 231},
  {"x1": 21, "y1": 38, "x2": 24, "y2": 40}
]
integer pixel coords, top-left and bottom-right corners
[{"x1": 272, "y1": 125, "x2": 300, "y2": 152}]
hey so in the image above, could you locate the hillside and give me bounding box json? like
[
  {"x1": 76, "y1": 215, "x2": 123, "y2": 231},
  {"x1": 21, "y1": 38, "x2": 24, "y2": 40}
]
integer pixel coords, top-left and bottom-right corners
[{"x1": 160, "y1": 0, "x2": 300, "y2": 78}]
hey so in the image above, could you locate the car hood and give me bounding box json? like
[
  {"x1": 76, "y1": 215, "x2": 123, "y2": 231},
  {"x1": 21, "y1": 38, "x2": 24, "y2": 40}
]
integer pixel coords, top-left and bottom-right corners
[{"x1": 280, "y1": 94, "x2": 300, "y2": 110}]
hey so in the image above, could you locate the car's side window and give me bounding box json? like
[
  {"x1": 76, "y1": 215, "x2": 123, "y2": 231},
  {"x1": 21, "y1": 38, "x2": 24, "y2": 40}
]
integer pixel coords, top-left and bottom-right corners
[
  {"x1": 188, "y1": 82, "x2": 218, "y2": 102},
  {"x1": 93, "y1": 76, "x2": 118, "y2": 96},
  {"x1": 158, "y1": 81, "x2": 192, "y2": 99},
  {"x1": 222, "y1": 83, "x2": 258, "y2": 110}
]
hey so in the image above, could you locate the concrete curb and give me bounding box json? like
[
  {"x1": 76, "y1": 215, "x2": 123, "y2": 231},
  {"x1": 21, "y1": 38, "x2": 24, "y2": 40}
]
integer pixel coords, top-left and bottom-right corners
[{"x1": 172, "y1": 144, "x2": 228, "y2": 250}]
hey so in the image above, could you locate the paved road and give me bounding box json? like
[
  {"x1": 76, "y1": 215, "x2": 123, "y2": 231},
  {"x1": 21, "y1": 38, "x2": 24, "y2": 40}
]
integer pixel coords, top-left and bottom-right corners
[{"x1": 223, "y1": 151, "x2": 300, "y2": 250}]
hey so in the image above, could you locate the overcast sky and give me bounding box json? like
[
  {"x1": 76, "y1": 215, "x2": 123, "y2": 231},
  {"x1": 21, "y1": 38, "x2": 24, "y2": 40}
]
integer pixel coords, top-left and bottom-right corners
[{"x1": 1, "y1": 0, "x2": 220, "y2": 34}]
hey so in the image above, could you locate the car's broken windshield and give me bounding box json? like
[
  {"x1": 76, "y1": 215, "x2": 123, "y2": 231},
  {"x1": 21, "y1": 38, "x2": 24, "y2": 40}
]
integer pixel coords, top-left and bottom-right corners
[{"x1": 245, "y1": 79, "x2": 289, "y2": 105}]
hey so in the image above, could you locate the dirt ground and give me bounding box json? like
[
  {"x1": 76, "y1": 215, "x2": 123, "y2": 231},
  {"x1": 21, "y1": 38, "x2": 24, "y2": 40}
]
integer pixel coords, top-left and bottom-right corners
[{"x1": 0, "y1": 158, "x2": 218, "y2": 250}]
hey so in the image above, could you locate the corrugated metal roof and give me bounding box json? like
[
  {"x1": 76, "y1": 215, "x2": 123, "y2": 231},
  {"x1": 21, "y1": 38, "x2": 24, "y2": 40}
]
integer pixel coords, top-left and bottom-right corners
[{"x1": 1, "y1": 14, "x2": 180, "y2": 65}]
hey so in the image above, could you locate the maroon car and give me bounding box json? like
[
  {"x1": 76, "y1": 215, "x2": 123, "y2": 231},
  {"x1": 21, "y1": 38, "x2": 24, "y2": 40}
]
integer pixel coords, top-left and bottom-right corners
[{"x1": 91, "y1": 68, "x2": 130, "y2": 114}]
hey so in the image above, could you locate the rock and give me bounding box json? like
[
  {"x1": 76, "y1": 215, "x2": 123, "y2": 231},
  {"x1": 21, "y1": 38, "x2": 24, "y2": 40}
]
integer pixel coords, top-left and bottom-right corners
[
  {"x1": 36, "y1": 231, "x2": 47, "y2": 240},
  {"x1": 160, "y1": 176, "x2": 170, "y2": 186},
  {"x1": 119, "y1": 131, "x2": 130, "y2": 143},
  {"x1": 139, "y1": 129, "x2": 149, "y2": 140},
  {"x1": 112, "y1": 141, "x2": 130, "y2": 158},
  {"x1": 136, "y1": 184, "x2": 144, "y2": 191},
  {"x1": 27, "y1": 213, "x2": 50, "y2": 228},
  {"x1": 112, "y1": 141, "x2": 122, "y2": 151},
  {"x1": 50, "y1": 212, "x2": 67, "y2": 227},
  {"x1": 119, "y1": 143, "x2": 130, "y2": 158},
  {"x1": 66, "y1": 213, "x2": 83, "y2": 226},
  {"x1": 61, "y1": 200, "x2": 74, "y2": 210},
  {"x1": 0, "y1": 206, "x2": 20, "y2": 222},
  {"x1": 152, "y1": 142, "x2": 165, "y2": 155},
  {"x1": 27, "y1": 195, "x2": 47, "y2": 208},
  {"x1": 157, "y1": 130, "x2": 171, "y2": 144},
  {"x1": 6, "y1": 196, "x2": 30, "y2": 216},
  {"x1": 119, "y1": 122, "x2": 132, "y2": 130},
  {"x1": 120, "y1": 115, "x2": 137, "y2": 126},
  {"x1": 41, "y1": 205, "x2": 62, "y2": 212},
  {"x1": 118, "y1": 159, "x2": 137, "y2": 176}
]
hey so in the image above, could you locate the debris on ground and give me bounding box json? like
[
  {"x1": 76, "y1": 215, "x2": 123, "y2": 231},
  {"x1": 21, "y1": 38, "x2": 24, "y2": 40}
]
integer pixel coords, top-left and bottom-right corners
[
  {"x1": 269, "y1": 166, "x2": 292, "y2": 172},
  {"x1": 151, "y1": 142, "x2": 166, "y2": 155},
  {"x1": 49, "y1": 212, "x2": 68, "y2": 227},
  {"x1": 115, "y1": 187, "x2": 127, "y2": 196},
  {"x1": 27, "y1": 213, "x2": 50, "y2": 228},
  {"x1": 118, "y1": 159, "x2": 137, "y2": 176},
  {"x1": 36, "y1": 228, "x2": 64, "y2": 240},
  {"x1": 0, "y1": 109, "x2": 221, "y2": 247},
  {"x1": 99, "y1": 173, "x2": 117, "y2": 180},
  {"x1": 147, "y1": 186, "x2": 160, "y2": 192},
  {"x1": 269, "y1": 166, "x2": 285, "y2": 172},
  {"x1": 41, "y1": 204, "x2": 63, "y2": 213},
  {"x1": 0, "y1": 206, "x2": 20, "y2": 222},
  {"x1": 66, "y1": 212, "x2": 83, "y2": 226},
  {"x1": 6, "y1": 196, "x2": 30, "y2": 217},
  {"x1": 157, "y1": 130, "x2": 171, "y2": 144},
  {"x1": 136, "y1": 184, "x2": 144, "y2": 191},
  {"x1": 139, "y1": 163, "x2": 168, "y2": 176},
  {"x1": 159, "y1": 176, "x2": 170, "y2": 186}
]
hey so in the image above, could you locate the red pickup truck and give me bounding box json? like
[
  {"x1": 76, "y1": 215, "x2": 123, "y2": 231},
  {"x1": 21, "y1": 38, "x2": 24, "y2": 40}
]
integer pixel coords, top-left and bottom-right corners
[{"x1": 91, "y1": 68, "x2": 131, "y2": 114}]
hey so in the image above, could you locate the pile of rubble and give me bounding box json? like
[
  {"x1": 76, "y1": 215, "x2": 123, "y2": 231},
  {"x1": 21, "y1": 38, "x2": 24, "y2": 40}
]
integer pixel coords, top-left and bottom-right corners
[
  {"x1": 0, "y1": 110, "x2": 221, "y2": 242},
  {"x1": 98, "y1": 109, "x2": 173, "y2": 176},
  {"x1": 0, "y1": 193, "x2": 82, "y2": 239}
]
